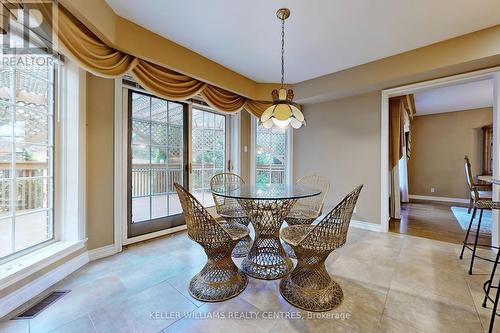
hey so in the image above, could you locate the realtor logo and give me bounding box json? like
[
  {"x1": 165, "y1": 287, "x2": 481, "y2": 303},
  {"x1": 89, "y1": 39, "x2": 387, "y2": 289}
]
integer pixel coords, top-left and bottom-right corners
[{"x1": 0, "y1": 0, "x2": 54, "y2": 54}]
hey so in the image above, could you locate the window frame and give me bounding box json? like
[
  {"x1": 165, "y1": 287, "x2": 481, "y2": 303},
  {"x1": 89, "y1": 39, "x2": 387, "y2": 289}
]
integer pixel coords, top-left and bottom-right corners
[
  {"x1": 250, "y1": 116, "x2": 293, "y2": 186},
  {"x1": 0, "y1": 58, "x2": 86, "y2": 286}
]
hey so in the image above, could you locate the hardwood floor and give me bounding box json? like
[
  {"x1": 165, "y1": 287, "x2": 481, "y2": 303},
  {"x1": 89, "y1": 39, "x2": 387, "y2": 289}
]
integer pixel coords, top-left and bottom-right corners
[{"x1": 389, "y1": 200, "x2": 492, "y2": 244}]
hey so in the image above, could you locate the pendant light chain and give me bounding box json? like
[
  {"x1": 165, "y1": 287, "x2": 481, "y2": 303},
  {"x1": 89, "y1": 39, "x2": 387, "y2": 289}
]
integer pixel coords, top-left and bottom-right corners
[
  {"x1": 281, "y1": 17, "x2": 285, "y2": 88},
  {"x1": 260, "y1": 8, "x2": 305, "y2": 129}
]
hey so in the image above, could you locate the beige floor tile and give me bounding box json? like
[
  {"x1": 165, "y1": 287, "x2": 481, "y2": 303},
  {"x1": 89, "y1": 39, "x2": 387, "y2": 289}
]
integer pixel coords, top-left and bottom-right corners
[
  {"x1": 383, "y1": 288, "x2": 483, "y2": 333},
  {"x1": 465, "y1": 273, "x2": 500, "y2": 333},
  {"x1": 29, "y1": 275, "x2": 127, "y2": 333},
  {"x1": 47, "y1": 316, "x2": 96, "y2": 333},
  {"x1": 0, "y1": 319, "x2": 29, "y2": 333},
  {"x1": 376, "y1": 314, "x2": 425, "y2": 333},
  {"x1": 238, "y1": 278, "x2": 292, "y2": 313},
  {"x1": 89, "y1": 281, "x2": 196, "y2": 333},
  {"x1": 162, "y1": 297, "x2": 279, "y2": 333},
  {"x1": 286, "y1": 276, "x2": 387, "y2": 333},
  {"x1": 269, "y1": 313, "x2": 356, "y2": 333},
  {"x1": 389, "y1": 264, "x2": 474, "y2": 307},
  {"x1": 166, "y1": 264, "x2": 206, "y2": 307},
  {"x1": 329, "y1": 255, "x2": 396, "y2": 293}
]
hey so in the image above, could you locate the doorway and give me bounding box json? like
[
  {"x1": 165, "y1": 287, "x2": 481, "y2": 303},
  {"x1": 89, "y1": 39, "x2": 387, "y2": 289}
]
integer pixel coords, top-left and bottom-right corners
[{"x1": 381, "y1": 68, "x2": 500, "y2": 247}]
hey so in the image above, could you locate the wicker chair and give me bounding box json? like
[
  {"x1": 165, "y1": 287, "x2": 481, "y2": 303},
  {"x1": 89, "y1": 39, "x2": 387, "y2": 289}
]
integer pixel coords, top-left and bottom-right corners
[
  {"x1": 210, "y1": 173, "x2": 252, "y2": 257},
  {"x1": 284, "y1": 175, "x2": 330, "y2": 258},
  {"x1": 280, "y1": 185, "x2": 363, "y2": 312},
  {"x1": 174, "y1": 183, "x2": 249, "y2": 302}
]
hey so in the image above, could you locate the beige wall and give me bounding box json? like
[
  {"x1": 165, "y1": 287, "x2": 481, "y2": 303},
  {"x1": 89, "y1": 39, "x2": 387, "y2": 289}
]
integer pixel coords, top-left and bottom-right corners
[
  {"x1": 408, "y1": 108, "x2": 493, "y2": 199},
  {"x1": 294, "y1": 92, "x2": 381, "y2": 224},
  {"x1": 86, "y1": 73, "x2": 115, "y2": 250}
]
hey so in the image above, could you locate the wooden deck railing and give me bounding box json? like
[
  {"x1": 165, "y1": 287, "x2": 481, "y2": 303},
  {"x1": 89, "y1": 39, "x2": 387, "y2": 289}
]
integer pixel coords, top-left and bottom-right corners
[
  {"x1": 0, "y1": 162, "x2": 48, "y2": 212},
  {"x1": 131, "y1": 163, "x2": 286, "y2": 198}
]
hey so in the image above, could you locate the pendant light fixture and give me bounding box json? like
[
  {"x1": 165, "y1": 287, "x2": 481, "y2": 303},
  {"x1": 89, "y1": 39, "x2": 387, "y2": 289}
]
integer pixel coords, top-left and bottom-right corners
[{"x1": 260, "y1": 8, "x2": 305, "y2": 129}]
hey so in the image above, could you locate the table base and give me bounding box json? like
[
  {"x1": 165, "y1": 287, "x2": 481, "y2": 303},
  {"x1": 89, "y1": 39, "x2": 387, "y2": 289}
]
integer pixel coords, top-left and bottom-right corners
[{"x1": 237, "y1": 198, "x2": 297, "y2": 280}]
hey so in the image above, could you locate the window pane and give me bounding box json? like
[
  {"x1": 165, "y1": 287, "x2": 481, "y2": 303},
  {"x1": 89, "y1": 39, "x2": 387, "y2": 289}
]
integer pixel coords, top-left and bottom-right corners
[
  {"x1": 0, "y1": 218, "x2": 12, "y2": 258},
  {"x1": 0, "y1": 53, "x2": 55, "y2": 260},
  {"x1": 255, "y1": 125, "x2": 288, "y2": 185},
  {"x1": 15, "y1": 108, "x2": 49, "y2": 144},
  {"x1": 0, "y1": 103, "x2": 13, "y2": 141},
  {"x1": 191, "y1": 108, "x2": 226, "y2": 207},
  {"x1": 0, "y1": 68, "x2": 12, "y2": 103},
  {"x1": 14, "y1": 210, "x2": 51, "y2": 252},
  {"x1": 16, "y1": 178, "x2": 49, "y2": 211}
]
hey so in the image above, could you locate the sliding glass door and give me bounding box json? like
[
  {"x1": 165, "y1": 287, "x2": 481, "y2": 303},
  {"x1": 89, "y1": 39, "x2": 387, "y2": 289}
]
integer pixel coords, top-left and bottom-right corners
[
  {"x1": 128, "y1": 91, "x2": 188, "y2": 237},
  {"x1": 191, "y1": 107, "x2": 228, "y2": 207}
]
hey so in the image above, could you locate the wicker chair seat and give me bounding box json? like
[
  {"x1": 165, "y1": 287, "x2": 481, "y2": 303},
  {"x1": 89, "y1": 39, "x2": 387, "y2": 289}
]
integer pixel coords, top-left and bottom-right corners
[
  {"x1": 219, "y1": 207, "x2": 248, "y2": 219},
  {"x1": 218, "y1": 221, "x2": 250, "y2": 240},
  {"x1": 286, "y1": 206, "x2": 319, "y2": 226},
  {"x1": 281, "y1": 225, "x2": 342, "y2": 251},
  {"x1": 476, "y1": 200, "x2": 500, "y2": 210}
]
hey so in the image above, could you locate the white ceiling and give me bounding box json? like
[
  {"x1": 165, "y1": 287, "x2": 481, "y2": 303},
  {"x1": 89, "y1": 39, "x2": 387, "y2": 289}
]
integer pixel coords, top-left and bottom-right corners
[
  {"x1": 414, "y1": 80, "x2": 493, "y2": 116},
  {"x1": 106, "y1": 0, "x2": 500, "y2": 84}
]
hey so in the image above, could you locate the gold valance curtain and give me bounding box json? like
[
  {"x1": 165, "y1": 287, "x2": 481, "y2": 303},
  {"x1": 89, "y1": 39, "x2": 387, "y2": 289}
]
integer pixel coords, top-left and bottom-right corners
[
  {"x1": 31, "y1": 1, "x2": 272, "y2": 117},
  {"x1": 389, "y1": 95, "x2": 415, "y2": 169}
]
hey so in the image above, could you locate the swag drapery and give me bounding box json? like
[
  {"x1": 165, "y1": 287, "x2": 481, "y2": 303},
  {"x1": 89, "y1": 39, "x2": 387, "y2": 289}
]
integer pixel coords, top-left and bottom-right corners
[
  {"x1": 27, "y1": 1, "x2": 272, "y2": 117},
  {"x1": 389, "y1": 95, "x2": 415, "y2": 219}
]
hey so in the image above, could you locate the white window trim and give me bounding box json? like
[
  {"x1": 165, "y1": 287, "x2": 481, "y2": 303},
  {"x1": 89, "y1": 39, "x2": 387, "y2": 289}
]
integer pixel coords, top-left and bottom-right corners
[
  {"x1": 250, "y1": 116, "x2": 293, "y2": 185},
  {"x1": 0, "y1": 60, "x2": 87, "y2": 290}
]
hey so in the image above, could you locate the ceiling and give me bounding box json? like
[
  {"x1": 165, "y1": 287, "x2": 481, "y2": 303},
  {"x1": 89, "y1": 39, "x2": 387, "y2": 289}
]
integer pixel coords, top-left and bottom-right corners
[
  {"x1": 105, "y1": 0, "x2": 500, "y2": 84},
  {"x1": 414, "y1": 80, "x2": 493, "y2": 116}
]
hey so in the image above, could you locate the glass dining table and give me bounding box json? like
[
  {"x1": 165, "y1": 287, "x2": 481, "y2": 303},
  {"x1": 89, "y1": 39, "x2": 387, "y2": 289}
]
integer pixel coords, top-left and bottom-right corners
[{"x1": 212, "y1": 183, "x2": 321, "y2": 280}]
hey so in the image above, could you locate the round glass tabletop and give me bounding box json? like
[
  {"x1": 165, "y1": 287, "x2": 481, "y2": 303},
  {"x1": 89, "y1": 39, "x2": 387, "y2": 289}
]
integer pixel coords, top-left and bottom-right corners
[{"x1": 212, "y1": 183, "x2": 321, "y2": 200}]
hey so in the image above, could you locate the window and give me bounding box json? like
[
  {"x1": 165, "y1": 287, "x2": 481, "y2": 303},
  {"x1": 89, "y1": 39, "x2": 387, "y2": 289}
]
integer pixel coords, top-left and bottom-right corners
[
  {"x1": 0, "y1": 54, "x2": 56, "y2": 260},
  {"x1": 254, "y1": 121, "x2": 291, "y2": 185},
  {"x1": 191, "y1": 108, "x2": 227, "y2": 207},
  {"x1": 130, "y1": 91, "x2": 186, "y2": 224}
]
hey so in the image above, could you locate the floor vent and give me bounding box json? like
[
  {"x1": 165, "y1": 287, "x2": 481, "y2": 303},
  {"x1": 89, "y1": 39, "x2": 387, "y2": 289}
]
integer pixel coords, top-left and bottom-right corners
[{"x1": 13, "y1": 290, "x2": 70, "y2": 319}]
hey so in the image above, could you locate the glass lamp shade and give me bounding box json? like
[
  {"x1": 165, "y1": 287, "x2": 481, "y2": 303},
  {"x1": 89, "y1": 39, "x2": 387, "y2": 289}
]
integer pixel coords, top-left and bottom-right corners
[{"x1": 260, "y1": 90, "x2": 305, "y2": 129}]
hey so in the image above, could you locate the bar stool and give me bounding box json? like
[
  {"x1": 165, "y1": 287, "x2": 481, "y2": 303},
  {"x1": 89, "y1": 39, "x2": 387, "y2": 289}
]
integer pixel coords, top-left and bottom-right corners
[
  {"x1": 481, "y1": 200, "x2": 500, "y2": 332},
  {"x1": 459, "y1": 156, "x2": 495, "y2": 274}
]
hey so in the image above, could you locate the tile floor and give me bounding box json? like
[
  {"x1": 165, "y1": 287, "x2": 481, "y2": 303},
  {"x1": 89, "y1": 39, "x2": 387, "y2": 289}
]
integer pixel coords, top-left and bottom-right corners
[{"x1": 1, "y1": 227, "x2": 500, "y2": 333}]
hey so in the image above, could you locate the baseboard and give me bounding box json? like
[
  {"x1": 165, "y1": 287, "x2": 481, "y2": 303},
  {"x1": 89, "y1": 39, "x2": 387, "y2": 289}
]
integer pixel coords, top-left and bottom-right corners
[
  {"x1": 409, "y1": 194, "x2": 469, "y2": 204},
  {"x1": 88, "y1": 244, "x2": 118, "y2": 261},
  {"x1": 350, "y1": 220, "x2": 382, "y2": 232},
  {"x1": 0, "y1": 252, "x2": 89, "y2": 318},
  {"x1": 123, "y1": 224, "x2": 187, "y2": 245}
]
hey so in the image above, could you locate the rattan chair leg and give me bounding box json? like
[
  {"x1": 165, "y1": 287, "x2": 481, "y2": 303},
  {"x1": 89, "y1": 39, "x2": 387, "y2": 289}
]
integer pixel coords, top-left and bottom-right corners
[
  {"x1": 189, "y1": 240, "x2": 248, "y2": 302},
  {"x1": 280, "y1": 248, "x2": 343, "y2": 311}
]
